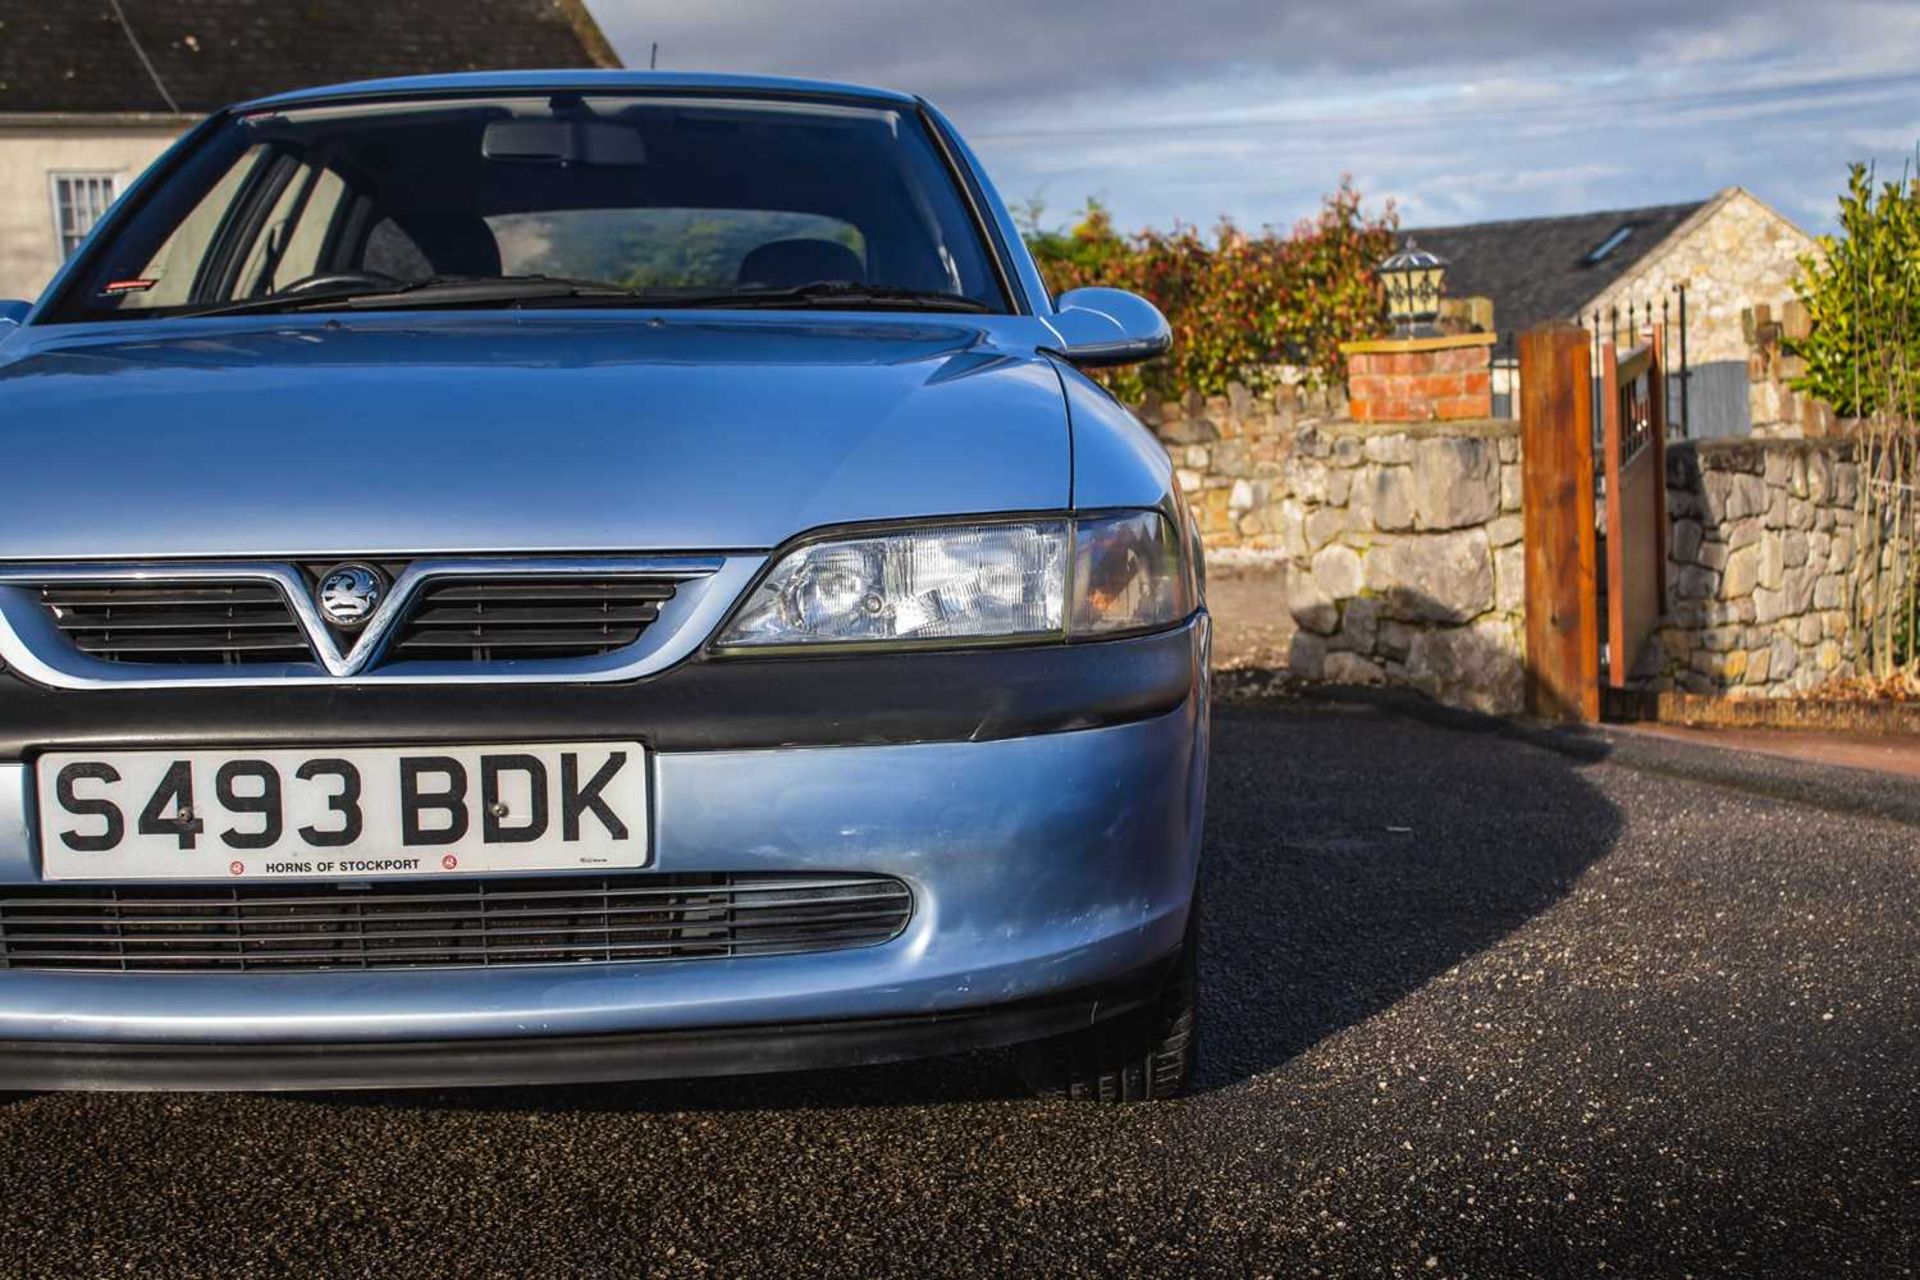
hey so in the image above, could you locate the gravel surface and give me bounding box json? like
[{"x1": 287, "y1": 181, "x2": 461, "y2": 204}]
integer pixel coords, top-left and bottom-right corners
[
  {"x1": 1205, "y1": 567, "x2": 1297, "y2": 670},
  {"x1": 2, "y1": 698, "x2": 1915, "y2": 1279}
]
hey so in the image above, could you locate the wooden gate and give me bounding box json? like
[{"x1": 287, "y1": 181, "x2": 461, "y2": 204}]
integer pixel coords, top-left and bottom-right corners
[
  {"x1": 1519, "y1": 323, "x2": 1670, "y2": 720},
  {"x1": 1598, "y1": 329, "x2": 1668, "y2": 690},
  {"x1": 1519, "y1": 325, "x2": 1599, "y2": 721}
]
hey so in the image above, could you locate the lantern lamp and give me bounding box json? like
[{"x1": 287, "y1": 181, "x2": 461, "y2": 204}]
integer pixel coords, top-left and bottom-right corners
[{"x1": 1379, "y1": 239, "x2": 1448, "y2": 337}]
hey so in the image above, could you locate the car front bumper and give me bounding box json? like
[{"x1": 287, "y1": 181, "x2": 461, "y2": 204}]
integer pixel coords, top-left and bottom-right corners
[{"x1": 0, "y1": 618, "x2": 1208, "y2": 1088}]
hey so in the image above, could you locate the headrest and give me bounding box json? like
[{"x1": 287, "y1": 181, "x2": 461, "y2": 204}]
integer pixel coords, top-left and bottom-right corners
[
  {"x1": 736, "y1": 238, "x2": 866, "y2": 289},
  {"x1": 398, "y1": 213, "x2": 503, "y2": 278}
]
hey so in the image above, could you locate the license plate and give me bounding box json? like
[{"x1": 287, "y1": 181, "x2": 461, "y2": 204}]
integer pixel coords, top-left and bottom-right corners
[{"x1": 35, "y1": 743, "x2": 648, "y2": 881}]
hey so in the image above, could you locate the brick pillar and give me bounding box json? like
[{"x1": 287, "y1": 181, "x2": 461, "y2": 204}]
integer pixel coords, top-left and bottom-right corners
[{"x1": 1339, "y1": 332, "x2": 1496, "y2": 422}]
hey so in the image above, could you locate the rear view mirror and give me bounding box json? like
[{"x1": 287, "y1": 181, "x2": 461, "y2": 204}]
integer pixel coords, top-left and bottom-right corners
[
  {"x1": 482, "y1": 119, "x2": 647, "y2": 167},
  {"x1": 0, "y1": 299, "x2": 27, "y2": 336}
]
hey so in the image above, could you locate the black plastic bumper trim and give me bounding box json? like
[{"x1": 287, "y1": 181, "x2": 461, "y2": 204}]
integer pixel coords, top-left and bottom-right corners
[
  {"x1": 0, "y1": 965, "x2": 1170, "y2": 1093},
  {"x1": 0, "y1": 617, "x2": 1203, "y2": 762}
]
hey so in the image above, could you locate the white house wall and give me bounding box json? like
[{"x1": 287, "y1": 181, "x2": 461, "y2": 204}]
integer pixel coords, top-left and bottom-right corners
[{"x1": 0, "y1": 125, "x2": 183, "y2": 303}]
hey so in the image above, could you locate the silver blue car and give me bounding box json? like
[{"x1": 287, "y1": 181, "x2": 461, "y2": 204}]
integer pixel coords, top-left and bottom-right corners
[{"x1": 0, "y1": 71, "x2": 1207, "y2": 1102}]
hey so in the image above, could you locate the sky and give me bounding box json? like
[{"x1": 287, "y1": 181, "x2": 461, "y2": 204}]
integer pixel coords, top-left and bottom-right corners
[{"x1": 582, "y1": 0, "x2": 1920, "y2": 239}]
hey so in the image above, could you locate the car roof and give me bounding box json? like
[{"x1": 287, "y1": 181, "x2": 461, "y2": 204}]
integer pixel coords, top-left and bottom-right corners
[{"x1": 238, "y1": 70, "x2": 921, "y2": 112}]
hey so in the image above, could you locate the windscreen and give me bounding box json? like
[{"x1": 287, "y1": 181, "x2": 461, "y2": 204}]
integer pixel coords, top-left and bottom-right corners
[{"x1": 52, "y1": 93, "x2": 1008, "y2": 319}]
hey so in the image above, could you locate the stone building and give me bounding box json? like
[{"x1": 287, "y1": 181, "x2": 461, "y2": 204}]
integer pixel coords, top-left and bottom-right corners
[
  {"x1": 0, "y1": 0, "x2": 620, "y2": 304},
  {"x1": 1407, "y1": 189, "x2": 1818, "y2": 437}
]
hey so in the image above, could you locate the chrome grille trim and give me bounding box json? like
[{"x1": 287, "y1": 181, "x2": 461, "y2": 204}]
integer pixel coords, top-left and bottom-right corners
[
  {"x1": 0, "y1": 873, "x2": 915, "y2": 972},
  {"x1": 0, "y1": 555, "x2": 762, "y2": 689}
]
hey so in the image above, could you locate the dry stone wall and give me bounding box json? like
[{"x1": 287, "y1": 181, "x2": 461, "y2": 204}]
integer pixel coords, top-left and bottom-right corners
[
  {"x1": 1140, "y1": 382, "x2": 1346, "y2": 553},
  {"x1": 1638, "y1": 439, "x2": 1859, "y2": 696},
  {"x1": 1143, "y1": 384, "x2": 1527, "y2": 713},
  {"x1": 1145, "y1": 371, "x2": 1873, "y2": 712},
  {"x1": 1284, "y1": 421, "x2": 1528, "y2": 715}
]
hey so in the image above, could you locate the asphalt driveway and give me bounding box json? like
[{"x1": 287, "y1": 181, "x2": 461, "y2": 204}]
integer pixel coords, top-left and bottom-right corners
[{"x1": 1, "y1": 696, "x2": 1914, "y2": 1278}]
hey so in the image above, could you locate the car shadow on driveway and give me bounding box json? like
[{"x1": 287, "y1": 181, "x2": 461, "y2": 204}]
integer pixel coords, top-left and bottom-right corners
[
  {"x1": 300, "y1": 691, "x2": 1622, "y2": 1115},
  {"x1": 1189, "y1": 697, "x2": 1620, "y2": 1090}
]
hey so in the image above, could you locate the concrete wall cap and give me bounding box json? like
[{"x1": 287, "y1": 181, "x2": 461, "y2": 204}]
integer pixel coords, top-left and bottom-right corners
[{"x1": 1338, "y1": 332, "x2": 1499, "y2": 355}]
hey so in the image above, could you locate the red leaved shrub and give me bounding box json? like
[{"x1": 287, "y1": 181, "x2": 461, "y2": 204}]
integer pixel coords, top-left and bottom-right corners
[{"x1": 1022, "y1": 179, "x2": 1397, "y2": 402}]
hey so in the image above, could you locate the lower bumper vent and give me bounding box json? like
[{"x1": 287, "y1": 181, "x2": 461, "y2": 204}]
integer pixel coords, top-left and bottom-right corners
[{"x1": 0, "y1": 873, "x2": 912, "y2": 973}]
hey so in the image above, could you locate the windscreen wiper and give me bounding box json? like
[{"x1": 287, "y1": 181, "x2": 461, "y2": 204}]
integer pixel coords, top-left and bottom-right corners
[
  {"x1": 172, "y1": 277, "x2": 993, "y2": 319},
  {"x1": 337, "y1": 276, "x2": 641, "y2": 310},
  {"x1": 663, "y1": 283, "x2": 993, "y2": 313},
  {"x1": 333, "y1": 280, "x2": 993, "y2": 314},
  {"x1": 173, "y1": 275, "x2": 639, "y2": 319}
]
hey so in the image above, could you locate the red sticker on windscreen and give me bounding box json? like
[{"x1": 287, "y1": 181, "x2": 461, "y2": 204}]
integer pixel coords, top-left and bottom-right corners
[{"x1": 101, "y1": 279, "x2": 158, "y2": 296}]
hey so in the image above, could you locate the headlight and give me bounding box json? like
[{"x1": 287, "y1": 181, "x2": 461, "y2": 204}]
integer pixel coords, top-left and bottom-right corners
[
  {"x1": 1069, "y1": 509, "x2": 1193, "y2": 636},
  {"x1": 714, "y1": 512, "x2": 1192, "y2": 650}
]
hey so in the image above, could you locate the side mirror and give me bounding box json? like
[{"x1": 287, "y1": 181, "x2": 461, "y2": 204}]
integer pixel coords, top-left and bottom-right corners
[
  {"x1": 1045, "y1": 287, "x2": 1171, "y2": 368},
  {"x1": 0, "y1": 300, "x2": 27, "y2": 344}
]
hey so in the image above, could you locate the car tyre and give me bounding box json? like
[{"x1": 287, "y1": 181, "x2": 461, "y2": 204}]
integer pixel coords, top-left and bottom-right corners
[{"x1": 1018, "y1": 911, "x2": 1198, "y2": 1102}]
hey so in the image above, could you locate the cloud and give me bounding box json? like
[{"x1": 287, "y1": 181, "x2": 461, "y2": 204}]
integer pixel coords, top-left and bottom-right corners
[
  {"x1": 583, "y1": 0, "x2": 1920, "y2": 233},
  {"x1": 590, "y1": 0, "x2": 1920, "y2": 104}
]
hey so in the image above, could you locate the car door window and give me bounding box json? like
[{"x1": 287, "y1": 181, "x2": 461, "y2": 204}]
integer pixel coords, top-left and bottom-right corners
[
  {"x1": 119, "y1": 145, "x2": 268, "y2": 308},
  {"x1": 231, "y1": 161, "x2": 350, "y2": 297},
  {"x1": 264, "y1": 167, "x2": 349, "y2": 289}
]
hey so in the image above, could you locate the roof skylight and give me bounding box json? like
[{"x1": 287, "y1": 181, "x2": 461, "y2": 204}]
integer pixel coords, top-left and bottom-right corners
[{"x1": 1583, "y1": 225, "x2": 1635, "y2": 264}]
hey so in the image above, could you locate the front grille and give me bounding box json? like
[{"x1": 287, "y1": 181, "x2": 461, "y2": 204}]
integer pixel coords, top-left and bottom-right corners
[
  {"x1": 0, "y1": 873, "x2": 912, "y2": 972},
  {"x1": 37, "y1": 583, "x2": 312, "y2": 665},
  {"x1": 386, "y1": 578, "x2": 677, "y2": 662}
]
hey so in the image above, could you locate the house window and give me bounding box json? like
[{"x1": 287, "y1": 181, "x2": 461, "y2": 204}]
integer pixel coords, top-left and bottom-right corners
[
  {"x1": 1582, "y1": 225, "x2": 1635, "y2": 265},
  {"x1": 50, "y1": 173, "x2": 122, "y2": 259}
]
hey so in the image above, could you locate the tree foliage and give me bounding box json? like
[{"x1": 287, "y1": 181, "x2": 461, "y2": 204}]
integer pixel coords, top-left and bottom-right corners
[
  {"x1": 1020, "y1": 180, "x2": 1397, "y2": 402},
  {"x1": 1790, "y1": 161, "x2": 1920, "y2": 678},
  {"x1": 1789, "y1": 162, "x2": 1920, "y2": 419}
]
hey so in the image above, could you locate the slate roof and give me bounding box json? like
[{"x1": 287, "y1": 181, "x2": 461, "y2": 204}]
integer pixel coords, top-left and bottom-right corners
[
  {"x1": 1404, "y1": 198, "x2": 1712, "y2": 352},
  {"x1": 0, "y1": 0, "x2": 620, "y2": 116}
]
